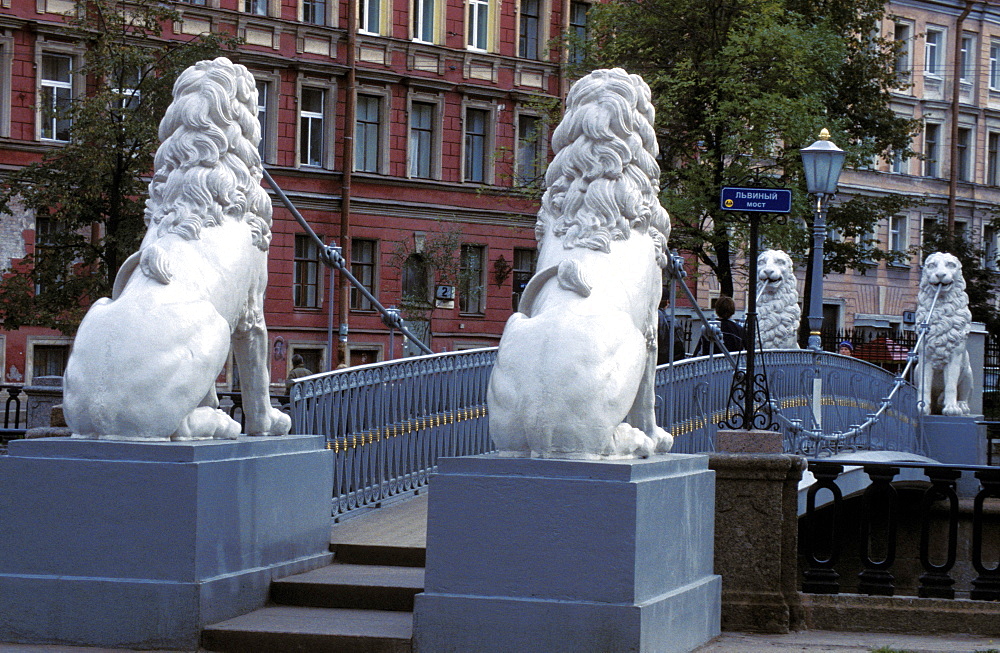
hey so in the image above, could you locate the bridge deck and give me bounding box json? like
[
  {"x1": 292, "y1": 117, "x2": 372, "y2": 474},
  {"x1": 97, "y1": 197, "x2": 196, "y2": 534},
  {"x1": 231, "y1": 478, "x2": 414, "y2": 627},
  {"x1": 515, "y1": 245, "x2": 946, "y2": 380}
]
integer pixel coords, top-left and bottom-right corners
[{"x1": 330, "y1": 492, "x2": 428, "y2": 549}]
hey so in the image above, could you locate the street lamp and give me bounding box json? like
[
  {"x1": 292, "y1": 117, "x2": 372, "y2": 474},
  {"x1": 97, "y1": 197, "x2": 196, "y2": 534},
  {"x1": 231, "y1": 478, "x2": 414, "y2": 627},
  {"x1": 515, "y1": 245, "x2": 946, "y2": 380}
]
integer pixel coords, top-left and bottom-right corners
[{"x1": 800, "y1": 128, "x2": 846, "y2": 351}]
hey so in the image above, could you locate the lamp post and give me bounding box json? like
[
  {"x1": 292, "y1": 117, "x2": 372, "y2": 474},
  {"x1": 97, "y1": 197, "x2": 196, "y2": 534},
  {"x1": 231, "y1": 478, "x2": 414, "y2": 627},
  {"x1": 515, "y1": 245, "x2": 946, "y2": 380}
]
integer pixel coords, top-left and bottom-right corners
[{"x1": 800, "y1": 129, "x2": 846, "y2": 352}]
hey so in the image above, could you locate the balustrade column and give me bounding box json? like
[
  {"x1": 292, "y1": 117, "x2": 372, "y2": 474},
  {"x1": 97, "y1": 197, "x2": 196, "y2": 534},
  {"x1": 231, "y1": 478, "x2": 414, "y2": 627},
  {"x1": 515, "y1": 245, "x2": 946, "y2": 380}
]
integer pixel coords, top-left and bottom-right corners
[
  {"x1": 802, "y1": 463, "x2": 843, "y2": 594},
  {"x1": 971, "y1": 468, "x2": 1000, "y2": 601},
  {"x1": 918, "y1": 467, "x2": 960, "y2": 599}
]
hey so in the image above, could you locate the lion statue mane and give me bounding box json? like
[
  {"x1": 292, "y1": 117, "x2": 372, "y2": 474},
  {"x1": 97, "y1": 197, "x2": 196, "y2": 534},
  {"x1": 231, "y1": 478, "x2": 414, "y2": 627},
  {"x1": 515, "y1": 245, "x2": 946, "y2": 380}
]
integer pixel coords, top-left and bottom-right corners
[
  {"x1": 756, "y1": 249, "x2": 800, "y2": 349},
  {"x1": 487, "y1": 68, "x2": 673, "y2": 459},
  {"x1": 914, "y1": 251, "x2": 974, "y2": 416},
  {"x1": 63, "y1": 58, "x2": 291, "y2": 440}
]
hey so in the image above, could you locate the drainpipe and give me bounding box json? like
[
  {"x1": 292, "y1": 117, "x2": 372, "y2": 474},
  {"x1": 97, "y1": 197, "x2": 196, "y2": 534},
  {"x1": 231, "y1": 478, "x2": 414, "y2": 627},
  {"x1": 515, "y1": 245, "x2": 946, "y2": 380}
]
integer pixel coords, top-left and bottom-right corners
[
  {"x1": 339, "y1": 0, "x2": 358, "y2": 367},
  {"x1": 948, "y1": 0, "x2": 976, "y2": 233}
]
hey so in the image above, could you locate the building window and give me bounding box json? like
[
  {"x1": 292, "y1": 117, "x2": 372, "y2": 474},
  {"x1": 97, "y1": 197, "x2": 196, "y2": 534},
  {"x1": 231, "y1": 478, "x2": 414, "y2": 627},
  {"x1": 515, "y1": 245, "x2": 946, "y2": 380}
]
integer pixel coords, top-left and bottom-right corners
[
  {"x1": 985, "y1": 226, "x2": 999, "y2": 271},
  {"x1": 467, "y1": 0, "x2": 489, "y2": 50},
  {"x1": 245, "y1": 0, "x2": 267, "y2": 14},
  {"x1": 891, "y1": 149, "x2": 905, "y2": 174},
  {"x1": 889, "y1": 215, "x2": 907, "y2": 255},
  {"x1": 464, "y1": 107, "x2": 489, "y2": 183},
  {"x1": 40, "y1": 54, "x2": 73, "y2": 142},
  {"x1": 925, "y1": 28, "x2": 943, "y2": 77},
  {"x1": 32, "y1": 344, "x2": 69, "y2": 380},
  {"x1": 924, "y1": 123, "x2": 939, "y2": 177},
  {"x1": 957, "y1": 127, "x2": 972, "y2": 182},
  {"x1": 414, "y1": 0, "x2": 435, "y2": 42},
  {"x1": 294, "y1": 234, "x2": 321, "y2": 308},
  {"x1": 519, "y1": 0, "x2": 540, "y2": 59},
  {"x1": 350, "y1": 238, "x2": 377, "y2": 311},
  {"x1": 961, "y1": 35, "x2": 974, "y2": 83},
  {"x1": 893, "y1": 22, "x2": 911, "y2": 77},
  {"x1": 255, "y1": 79, "x2": 270, "y2": 160},
  {"x1": 511, "y1": 247, "x2": 536, "y2": 311},
  {"x1": 303, "y1": 0, "x2": 325, "y2": 24},
  {"x1": 409, "y1": 101, "x2": 435, "y2": 178},
  {"x1": 402, "y1": 254, "x2": 430, "y2": 304},
  {"x1": 299, "y1": 87, "x2": 325, "y2": 168},
  {"x1": 355, "y1": 94, "x2": 381, "y2": 173},
  {"x1": 361, "y1": 0, "x2": 381, "y2": 34},
  {"x1": 569, "y1": 1, "x2": 588, "y2": 65},
  {"x1": 516, "y1": 114, "x2": 542, "y2": 186},
  {"x1": 459, "y1": 244, "x2": 486, "y2": 314},
  {"x1": 992, "y1": 42, "x2": 1000, "y2": 89},
  {"x1": 989, "y1": 132, "x2": 1000, "y2": 185}
]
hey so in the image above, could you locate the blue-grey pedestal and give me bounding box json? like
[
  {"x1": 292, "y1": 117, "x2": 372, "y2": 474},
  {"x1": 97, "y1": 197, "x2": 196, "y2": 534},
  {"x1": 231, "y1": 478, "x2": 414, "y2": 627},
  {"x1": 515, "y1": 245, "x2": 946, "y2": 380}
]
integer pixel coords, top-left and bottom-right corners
[
  {"x1": 0, "y1": 435, "x2": 333, "y2": 650},
  {"x1": 413, "y1": 454, "x2": 721, "y2": 653}
]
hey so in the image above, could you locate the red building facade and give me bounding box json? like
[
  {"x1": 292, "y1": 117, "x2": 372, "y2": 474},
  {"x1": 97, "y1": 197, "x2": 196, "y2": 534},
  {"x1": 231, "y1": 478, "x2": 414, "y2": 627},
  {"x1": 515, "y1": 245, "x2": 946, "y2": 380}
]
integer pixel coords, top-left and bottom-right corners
[{"x1": 0, "y1": 0, "x2": 583, "y2": 390}]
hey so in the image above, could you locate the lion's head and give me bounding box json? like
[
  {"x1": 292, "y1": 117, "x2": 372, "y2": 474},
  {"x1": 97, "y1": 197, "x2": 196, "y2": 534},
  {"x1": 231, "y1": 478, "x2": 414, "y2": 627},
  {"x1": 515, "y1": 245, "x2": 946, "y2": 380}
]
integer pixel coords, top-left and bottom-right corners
[
  {"x1": 917, "y1": 251, "x2": 971, "y2": 367},
  {"x1": 144, "y1": 57, "x2": 272, "y2": 251},
  {"x1": 535, "y1": 68, "x2": 669, "y2": 264},
  {"x1": 756, "y1": 249, "x2": 800, "y2": 349}
]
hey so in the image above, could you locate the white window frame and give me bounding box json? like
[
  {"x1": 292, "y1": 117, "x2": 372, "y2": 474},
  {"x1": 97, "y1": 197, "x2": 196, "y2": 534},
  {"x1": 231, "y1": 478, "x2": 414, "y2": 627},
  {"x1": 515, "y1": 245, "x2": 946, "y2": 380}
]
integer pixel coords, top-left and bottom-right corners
[
  {"x1": 297, "y1": 78, "x2": 336, "y2": 169},
  {"x1": 467, "y1": 0, "x2": 490, "y2": 51},
  {"x1": 360, "y1": 0, "x2": 382, "y2": 35},
  {"x1": 925, "y1": 27, "x2": 944, "y2": 78},
  {"x1": 38, "y1": 52, "x2": 75, "y2": 142}
]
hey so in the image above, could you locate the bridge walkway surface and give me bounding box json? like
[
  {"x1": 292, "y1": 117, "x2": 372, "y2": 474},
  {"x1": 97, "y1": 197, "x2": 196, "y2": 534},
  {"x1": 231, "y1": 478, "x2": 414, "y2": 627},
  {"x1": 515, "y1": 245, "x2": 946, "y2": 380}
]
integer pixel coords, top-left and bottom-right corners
[{"x1": 2, "y1": 490, "x2": 999, "y2": 653}]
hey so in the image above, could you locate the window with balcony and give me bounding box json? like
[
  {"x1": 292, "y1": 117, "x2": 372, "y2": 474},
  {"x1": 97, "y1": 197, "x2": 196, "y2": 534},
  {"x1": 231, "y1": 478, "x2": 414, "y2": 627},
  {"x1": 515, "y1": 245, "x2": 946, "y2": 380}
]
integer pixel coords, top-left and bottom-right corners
[
  {"x1": 299, "y1": 87, "x2": 326, "y2": 168},
  {"x1": 519, "y1": 0, "x2": 540, "y2": 59},
  {"x1": 40, "y1": 54, "x2": 73, "y2": 142},
  {"x1": 355, "y1": 94, "x2": 382, "y2": 173},
  {"x1": 409, "y1": 101, "x2": 436, "y2": 179},
  {"x1": 464, "y1": 107, "x2": 490, "y2": 183},
  {"x1": 350, "y1": 238, "x2": 377, "y2": 310},
  {"x1": 459, "y1": 244, "x2": 486, "y2": 314},
  {"x1": 294, "y1": 234, "x2": 321, "y2": 308}
]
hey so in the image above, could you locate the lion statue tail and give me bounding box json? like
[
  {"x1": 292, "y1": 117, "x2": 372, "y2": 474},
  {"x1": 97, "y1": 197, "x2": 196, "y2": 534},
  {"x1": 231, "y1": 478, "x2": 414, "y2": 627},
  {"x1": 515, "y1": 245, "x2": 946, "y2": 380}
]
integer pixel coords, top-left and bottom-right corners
[{"x1": 139, "y1": 244, "x2": 173, "y2": 285}]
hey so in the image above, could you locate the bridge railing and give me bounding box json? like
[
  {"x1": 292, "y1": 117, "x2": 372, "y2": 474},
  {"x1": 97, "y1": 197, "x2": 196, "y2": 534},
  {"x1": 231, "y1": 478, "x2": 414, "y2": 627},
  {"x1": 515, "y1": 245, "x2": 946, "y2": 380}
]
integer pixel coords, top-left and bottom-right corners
[
  {"x1": 291, "y1": 348, "x2": 495, "y2": 517},
  {"x1": 292, "y1": 346, "x2": 920, "y2": 516},
  {"x1": 660, "y1": 350, "x2": 922, "y2": 457}
]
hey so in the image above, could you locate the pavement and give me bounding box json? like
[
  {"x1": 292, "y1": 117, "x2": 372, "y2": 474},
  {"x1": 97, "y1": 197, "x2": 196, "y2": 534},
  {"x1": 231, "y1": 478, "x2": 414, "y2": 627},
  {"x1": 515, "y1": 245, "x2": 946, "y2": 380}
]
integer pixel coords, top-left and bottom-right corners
[{"x1": 3, "y1": 492, "x2": 1000, "y2": 653}]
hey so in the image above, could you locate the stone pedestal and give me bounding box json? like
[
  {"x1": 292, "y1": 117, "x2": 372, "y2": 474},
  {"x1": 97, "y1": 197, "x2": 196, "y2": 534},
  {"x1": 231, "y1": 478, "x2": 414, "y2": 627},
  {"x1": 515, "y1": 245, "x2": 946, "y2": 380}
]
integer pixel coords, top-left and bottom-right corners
[
  {"x1": 923, "y1": 415, "x2": 986, "y2": 496},
  {"x1": 708, "y1": 453, "x2": 805, "y2": 634},
  {"x1": 715, "y1": 429, "x2": 784, "y2": 454},
  {"x1": 0, "y1": 435, "x2": 333, "y2": 650},
  {"x1": 413, "y1": 454, "x2": 721, "y2": 653}
]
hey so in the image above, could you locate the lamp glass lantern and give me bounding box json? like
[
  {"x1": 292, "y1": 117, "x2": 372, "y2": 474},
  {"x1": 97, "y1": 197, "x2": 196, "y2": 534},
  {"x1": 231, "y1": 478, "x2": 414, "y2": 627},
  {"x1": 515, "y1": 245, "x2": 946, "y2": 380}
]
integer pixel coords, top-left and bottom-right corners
[{"x1": 800, "y1": 129, "x2": 846, "y2": 195}]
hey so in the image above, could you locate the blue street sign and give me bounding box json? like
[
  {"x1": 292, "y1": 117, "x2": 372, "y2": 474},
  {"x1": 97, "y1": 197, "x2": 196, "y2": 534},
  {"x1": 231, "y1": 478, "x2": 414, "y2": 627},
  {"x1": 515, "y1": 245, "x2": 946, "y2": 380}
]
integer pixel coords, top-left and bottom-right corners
[{"x1": 720, "y1": 187, "x2": 792, "y2": 213}]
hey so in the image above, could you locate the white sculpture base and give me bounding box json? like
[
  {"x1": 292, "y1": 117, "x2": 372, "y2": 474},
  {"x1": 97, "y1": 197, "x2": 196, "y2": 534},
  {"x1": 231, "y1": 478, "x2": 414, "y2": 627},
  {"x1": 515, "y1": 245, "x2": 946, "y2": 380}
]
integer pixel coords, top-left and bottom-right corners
[
  {"x1": 0, "y1": 436, "x2": 332, "y2": 649},
  {"x1": 413, "y1": 454, "x2": 721, "y2": 653}
]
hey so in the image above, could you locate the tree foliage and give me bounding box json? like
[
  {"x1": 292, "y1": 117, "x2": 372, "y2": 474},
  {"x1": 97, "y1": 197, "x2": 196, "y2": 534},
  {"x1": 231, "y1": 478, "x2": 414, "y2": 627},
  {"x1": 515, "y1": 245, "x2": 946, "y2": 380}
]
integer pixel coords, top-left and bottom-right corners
[
  {"x1": 586, "y1": 0, "x2": 918, "y2": 296},
  {"x1": 0, "y1": 0, "x2": 238, "y2": 332}
]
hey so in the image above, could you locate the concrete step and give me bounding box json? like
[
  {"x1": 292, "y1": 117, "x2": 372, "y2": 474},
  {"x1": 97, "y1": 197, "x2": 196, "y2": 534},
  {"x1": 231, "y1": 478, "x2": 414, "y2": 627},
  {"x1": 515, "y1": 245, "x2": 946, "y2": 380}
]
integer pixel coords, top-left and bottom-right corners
[
  {"x1": 333, "y1": 542, "x2": 426, "y2": 568},
  {"x1": 201, "y1": 605, "x2": 412, "y2": 653},
  {"x1": 271, "y1": 563, "x2": 425, "y2": 611}
]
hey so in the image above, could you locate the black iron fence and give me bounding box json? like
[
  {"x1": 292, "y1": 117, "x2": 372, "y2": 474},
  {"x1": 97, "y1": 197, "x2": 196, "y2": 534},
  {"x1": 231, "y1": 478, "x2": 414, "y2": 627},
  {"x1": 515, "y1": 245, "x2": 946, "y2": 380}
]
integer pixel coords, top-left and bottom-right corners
[{"x1": 801, "y1": 460, "x2": 1000, "y2": 600}]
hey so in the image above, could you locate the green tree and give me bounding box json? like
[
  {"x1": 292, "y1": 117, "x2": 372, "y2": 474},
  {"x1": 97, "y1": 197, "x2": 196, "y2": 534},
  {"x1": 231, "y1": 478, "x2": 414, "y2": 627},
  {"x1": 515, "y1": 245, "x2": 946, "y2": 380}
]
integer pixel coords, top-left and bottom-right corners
[
  {"x1": 0, "y1": 0, "x2": 238, "y2": 332},
  {"x1": 586, "y1": 0, "x2": 918, "y2": 297}
]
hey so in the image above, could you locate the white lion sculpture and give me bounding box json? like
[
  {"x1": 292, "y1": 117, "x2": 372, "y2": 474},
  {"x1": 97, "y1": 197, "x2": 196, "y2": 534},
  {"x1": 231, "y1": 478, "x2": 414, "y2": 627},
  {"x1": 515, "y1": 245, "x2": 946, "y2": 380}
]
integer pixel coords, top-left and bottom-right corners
[
  {"x1": 914, "y1": 251, "x2": 974, "y2": 416},
  {"x1": 63, "y1": 58, "x2": 291, "y2": 440},
  {"x1": 486, "y1": 68, "x2": 673, "y2": 459},
  {"x1": 756, "y1": 249, "x2": 800, "y2": 349}
]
